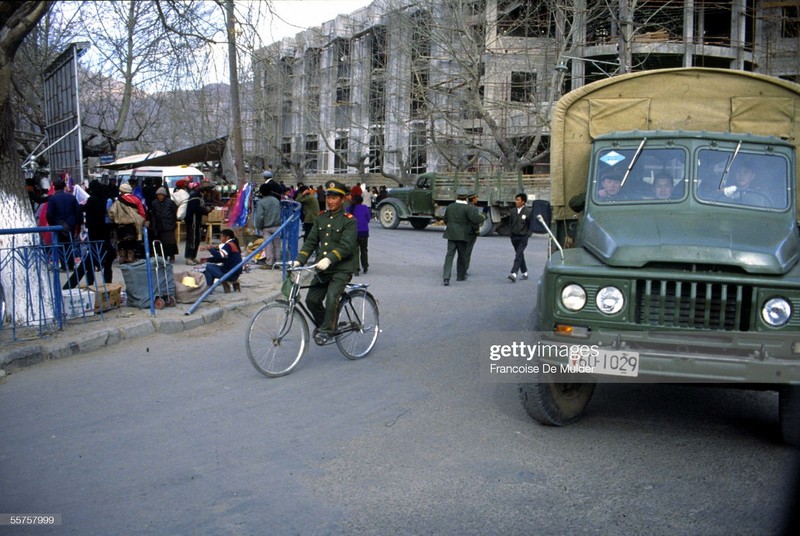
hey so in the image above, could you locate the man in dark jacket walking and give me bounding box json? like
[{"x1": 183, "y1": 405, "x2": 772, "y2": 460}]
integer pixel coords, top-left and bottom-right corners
[
  {"x1": 442, "y1": 187, "x2": 484, "y2": 286},
  {"x1": 507, "y1": 193, "x2": 532, "y2": 282}
]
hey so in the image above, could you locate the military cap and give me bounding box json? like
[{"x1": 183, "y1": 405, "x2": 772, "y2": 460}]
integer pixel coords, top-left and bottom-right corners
[
  {"x1": 325, "y1": 180, "x2": 348, "y2": 196},
  {"x1": 456, "y1": 186, "x2": 470, "y2": 199}
]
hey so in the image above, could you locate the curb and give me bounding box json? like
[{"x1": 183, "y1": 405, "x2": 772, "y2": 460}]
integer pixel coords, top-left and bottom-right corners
[{"x1": 0, "y1": 291, "x2": 281, "y2": 374}]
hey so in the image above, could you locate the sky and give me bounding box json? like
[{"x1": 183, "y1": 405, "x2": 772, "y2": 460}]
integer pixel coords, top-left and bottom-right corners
[
  {"x1": 208, "y1": 0, "x2": 374, "y2": 84},
  {"x1": 260, "y1": 0, "x2": 375, "y2": 44}
]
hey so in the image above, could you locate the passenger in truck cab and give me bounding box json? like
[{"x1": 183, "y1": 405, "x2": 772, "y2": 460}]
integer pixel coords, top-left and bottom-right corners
[
  {"x1": 595, "y1": 170, "x2": 625, "y2": 200},
  {"x1": 653, "y1": 175, "x2": 676, "y2": 199}
]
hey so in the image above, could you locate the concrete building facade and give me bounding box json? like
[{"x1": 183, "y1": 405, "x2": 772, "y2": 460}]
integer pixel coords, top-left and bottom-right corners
[{"x1": 251, "y1": 0, "x2": 800, "y2": 185}]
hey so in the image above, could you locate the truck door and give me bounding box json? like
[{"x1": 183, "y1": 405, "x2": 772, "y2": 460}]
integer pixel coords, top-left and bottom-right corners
[{"x1": 409, "y1": 175, "x2": 433, "y2": 215}]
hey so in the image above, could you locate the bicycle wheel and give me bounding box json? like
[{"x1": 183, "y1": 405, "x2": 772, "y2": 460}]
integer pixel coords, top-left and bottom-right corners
[
  {"x1": 335, "y1": 290, "x2": 380, "y2": 359},
  {"x1": 246, "y1": 301, "x2": 309, "y2": 377}
]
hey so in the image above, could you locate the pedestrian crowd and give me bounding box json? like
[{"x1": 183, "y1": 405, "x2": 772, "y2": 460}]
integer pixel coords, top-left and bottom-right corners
[{"x1": 34, "y1": 166, "x2": 537, "y2": 309}]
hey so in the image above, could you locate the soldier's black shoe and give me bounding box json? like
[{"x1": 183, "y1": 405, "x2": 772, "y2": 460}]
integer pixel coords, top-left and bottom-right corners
[
  {"x1": 313, "y1": 329, "x2": 331, "y2": 345},
  {"x1": 443, "y1": 279, "x2": 450, "y2": 286}
]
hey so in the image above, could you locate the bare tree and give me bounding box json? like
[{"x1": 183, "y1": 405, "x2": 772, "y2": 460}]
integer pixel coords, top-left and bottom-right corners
[{"x1": 73, "y1": 0, "x2": 221, "y2": 157}]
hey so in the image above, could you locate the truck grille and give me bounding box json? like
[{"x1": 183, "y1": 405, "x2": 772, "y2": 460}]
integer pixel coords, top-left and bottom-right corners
[{"x1": 634, "y1": 280, "x2": 752, "y2": 331}]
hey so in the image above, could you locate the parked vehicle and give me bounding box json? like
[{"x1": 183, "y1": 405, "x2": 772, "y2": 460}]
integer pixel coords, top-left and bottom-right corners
[
  {"x1": 520, "y1": 68, "x2": 800, "y2": 446},
  {"x1": 375, "y1": 172, "x2": 543, "y2": 236},
  {"x1": 117, "y1": 166, "x2": 204, "y2": 191}
]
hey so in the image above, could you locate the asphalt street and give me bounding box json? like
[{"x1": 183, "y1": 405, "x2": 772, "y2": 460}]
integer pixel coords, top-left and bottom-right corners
[{"x1": 1, "y1": 224, "x2": 799, "y2": 535}]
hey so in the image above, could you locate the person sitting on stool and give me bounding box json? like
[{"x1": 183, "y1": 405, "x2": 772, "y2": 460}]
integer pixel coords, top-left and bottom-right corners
[{"x1": 201, "y1": 228, "x2": 242, "y2": 293}]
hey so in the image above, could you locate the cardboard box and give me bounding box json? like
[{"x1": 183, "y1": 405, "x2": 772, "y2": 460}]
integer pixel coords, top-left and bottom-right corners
[
  {"x1": 91, "y1": 283, "x2": 123, "y2": 311},
  {"x1": 207, "y1": 208, "x2": 225, "y2": 223}
]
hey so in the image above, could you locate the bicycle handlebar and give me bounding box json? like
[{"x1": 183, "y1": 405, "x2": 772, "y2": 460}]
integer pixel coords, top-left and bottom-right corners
[{"x1": 286, "y1": 265, "x2": 318, "y2": 273}]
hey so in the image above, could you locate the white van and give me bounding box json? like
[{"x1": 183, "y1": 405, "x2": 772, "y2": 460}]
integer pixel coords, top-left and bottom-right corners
[{"x1": 118, "y1": 165, "x2": 205, "y2": 192}]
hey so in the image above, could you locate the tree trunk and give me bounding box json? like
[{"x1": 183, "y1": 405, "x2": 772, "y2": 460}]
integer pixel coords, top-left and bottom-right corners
[{"x1": 0, "y1": 1, "x2": 55, "y2": 324}]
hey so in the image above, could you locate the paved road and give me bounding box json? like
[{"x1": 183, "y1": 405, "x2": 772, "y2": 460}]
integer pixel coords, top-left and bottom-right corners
[{"x1": 1, "y1": 224, "x2": 798, "y2": 535}]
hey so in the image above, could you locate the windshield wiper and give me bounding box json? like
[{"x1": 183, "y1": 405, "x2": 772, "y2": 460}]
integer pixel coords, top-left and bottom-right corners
[
  {"x1": 620, "y1": 138, "x2": 647, "y2": 188},
  {"x1": 718, "y1": 140, "x2": 743, "y2": 189}
]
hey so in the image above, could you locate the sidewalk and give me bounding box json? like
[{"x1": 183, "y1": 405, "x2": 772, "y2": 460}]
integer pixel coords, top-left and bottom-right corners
[{"x1": 1, "y1": 255, "x2": 284, "y2": 375}]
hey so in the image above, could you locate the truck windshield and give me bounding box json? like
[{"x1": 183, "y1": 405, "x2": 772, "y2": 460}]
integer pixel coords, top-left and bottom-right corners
[
  {"x1": 696, "y1": 150, "x2": 789, "y2": 210},
  {"x1": 593, "y1": 148, "x2": 686, "y2": 203}
]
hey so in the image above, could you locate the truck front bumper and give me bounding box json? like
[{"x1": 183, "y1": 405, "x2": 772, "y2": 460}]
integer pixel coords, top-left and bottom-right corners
[{"x1": 537, "y1": 328, "x2": 800, "y2": 384}]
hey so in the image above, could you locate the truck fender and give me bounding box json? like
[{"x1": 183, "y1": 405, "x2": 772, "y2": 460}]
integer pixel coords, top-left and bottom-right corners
[{"x1": 376, "y1": 197, "x2": 411, "y2": 219}]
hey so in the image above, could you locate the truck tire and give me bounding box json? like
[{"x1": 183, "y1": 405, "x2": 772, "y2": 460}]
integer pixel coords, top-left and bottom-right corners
[
  {"x1": 779, "y1": 385, "x2": 800, "y2": 447},
  {"x1": 409, "y1": 217, "x2": 429, "y2": 230},
  {"x1": 379, "y1": 204, "x2": 400, "y2": 229},
  {"x1": 519, "y1": 306, "x2": 596, "y2": 426},
  {"x1": 519, "y1": 381, "x2": 596, "y2": 426}
]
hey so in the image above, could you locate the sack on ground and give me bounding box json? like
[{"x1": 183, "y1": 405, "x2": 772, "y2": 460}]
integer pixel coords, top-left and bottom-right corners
[
  {"x1": 174, "y1": 270, "x2": 208, "y2": 303},
  {"x1": 120, "y1": 258, "x2": 176, "y2": 309}
]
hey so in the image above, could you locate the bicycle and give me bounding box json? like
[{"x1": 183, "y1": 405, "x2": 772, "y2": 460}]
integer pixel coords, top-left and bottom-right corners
[{"x1": 245, "y1": 266, "x2": 380, "y2": 377}]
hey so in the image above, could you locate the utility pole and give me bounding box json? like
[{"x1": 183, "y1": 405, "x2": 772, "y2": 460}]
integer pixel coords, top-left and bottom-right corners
[{"x1": 226, "y1": 0, "x2": 245, "y2": 188}]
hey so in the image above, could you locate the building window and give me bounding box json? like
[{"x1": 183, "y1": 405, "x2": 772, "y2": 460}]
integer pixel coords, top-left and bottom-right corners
[
  {"x1": 497, "y1": 1, "x2": 555, "y2": 38},
  {"x1": 334, "y1": 137, "x2": 348, "y2": 174},
  {"x1": 304, "y1": 136, "x2": 318, "y2": 172},
  {"x1": 510, "y1": 72, "x2": 536, "y2": 103},
  {"x1": 409, "y1": 125, "x2": 427, "y2": 175},
  {"x1": 411, "y1": 71, "x2": 428, "y2": 118},
  {"x1": 371, "y1": 27, "x2": 387, "y2": 71},
  {"x1": 369, "y1": 130, "x2": 384, "y2": 173},
  {"x1": 336, "y1": 85, "x2": 351, "y2": 105},
  {"x1": 370, "y1": 80, "x2": 385, "y2": 124},
  {"x1": 335, "y1": 39, "x2": 351, "y2": 80},
  {"x1": 281, "y1": 138, "x2": 292, "y2": 160},
  {"x1": 783, "y1": 5, "x2": 800, "y2": 38}
]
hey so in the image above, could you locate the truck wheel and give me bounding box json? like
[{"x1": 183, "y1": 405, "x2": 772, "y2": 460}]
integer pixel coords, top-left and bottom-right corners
[
  {"x1": 519, "y1": 381, "x2": 595, "y2": 426},
  {"x1": 478, "y1": 216, "x2": 494, "y2": 236},
  {"x1": 409, "y1": 218, "x2": 429, "y2": 230},
  {"x1": 379, "y1": 204, "x2": 400, "y2": 229},
  {"x1": 779, "y1": 386, "x2": 800, "y2": 447},
  {"x1": 495, "y1": 221, "x2": 511, "y2": 236},
  {"x1": 519, "y1": 306, "x2": 596, "y2": 426}
]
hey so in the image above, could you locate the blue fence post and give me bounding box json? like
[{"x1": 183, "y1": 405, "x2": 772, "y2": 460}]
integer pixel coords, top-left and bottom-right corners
[{"x1": 0, "y1": 225, "x2": 90, "y2": 341}]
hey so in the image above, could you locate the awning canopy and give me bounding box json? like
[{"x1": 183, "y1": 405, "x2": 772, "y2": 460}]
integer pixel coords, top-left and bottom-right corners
[{"x1": 99, "y1": 136, "x2": 228, "y2": 170}]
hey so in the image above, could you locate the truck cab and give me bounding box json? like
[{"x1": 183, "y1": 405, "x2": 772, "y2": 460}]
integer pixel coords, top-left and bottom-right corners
[{"x1": 519, "y1": 68, "x2": 800, "y2": 446}]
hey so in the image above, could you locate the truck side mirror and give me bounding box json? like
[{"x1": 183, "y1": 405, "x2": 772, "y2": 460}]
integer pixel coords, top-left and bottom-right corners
[{"x1": 529, "y1": 200, "x2": 552, "y2": 234}]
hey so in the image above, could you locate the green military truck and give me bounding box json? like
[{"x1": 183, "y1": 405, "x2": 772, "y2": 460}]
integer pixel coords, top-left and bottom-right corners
[
  {"x1": 519, "y1": 68, "x2": 800, "y2": 445},
  {"x1": 376, "y1": 172, "x2": 541, "y2": 236}
]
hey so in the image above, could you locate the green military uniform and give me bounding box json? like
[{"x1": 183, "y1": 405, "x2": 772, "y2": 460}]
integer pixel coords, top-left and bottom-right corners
[
  {"x1": 296, "y1": 180, "x2": 357, "y2": 333},
  {"x1": 442, "y1": 187, "x2": 484, "y2": 284}
]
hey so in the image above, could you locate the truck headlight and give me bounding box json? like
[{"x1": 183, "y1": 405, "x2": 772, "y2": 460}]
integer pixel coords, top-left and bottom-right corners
[
  {"x1": 561, "y1": 284, "x2": 587, "y2": 311},
  {"x1": 596, "y1": 286, "x2": 624, "y2": 315},
  {"x1": 762, "y1": 297, "x2": 792, "y2": 327}
]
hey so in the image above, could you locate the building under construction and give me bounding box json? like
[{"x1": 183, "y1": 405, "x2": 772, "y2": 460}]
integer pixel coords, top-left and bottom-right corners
[{"x1": 251, "y1": 0, "x2": 800, "y2": 184}]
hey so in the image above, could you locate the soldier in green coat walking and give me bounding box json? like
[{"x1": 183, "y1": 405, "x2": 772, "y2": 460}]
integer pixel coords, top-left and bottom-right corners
[
  {"x1": 294, "y1": 180, "x2": 357, "y2": 342},
  {"x1": 442, "y1": 187, "x2": 484, "y2": 286}
]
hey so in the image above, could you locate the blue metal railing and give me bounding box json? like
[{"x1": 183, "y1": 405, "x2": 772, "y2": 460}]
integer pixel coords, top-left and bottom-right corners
[
  {"x1": 0, "y1": 226, "x2": 111, "y2": 341},
  {"x1": 185, "y1": 200, "x2": 301, "y2": 315}
]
